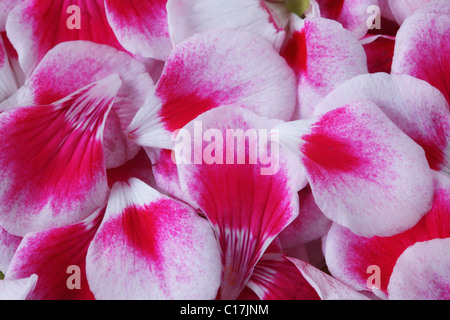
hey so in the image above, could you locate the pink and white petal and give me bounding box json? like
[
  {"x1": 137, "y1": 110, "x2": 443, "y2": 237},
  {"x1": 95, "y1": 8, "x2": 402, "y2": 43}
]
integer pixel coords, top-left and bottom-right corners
[
  {"x1": 127, "y1": 29, "x2": 297, "y2": 147},
  {"x1": 316, "y1": 0, "x2": 379, "y2": 38},
  {"x1": 316, "y1": 73, "x2": 450, "y2": 174},
  {"x1": 388, "y1": 0, "x2": 432, "y2": 25},
  {"x1": 281, "y1": 16, "x2": 368, "y2": 120},
  {"x1": 176, "y1": 106, "x2": 306, "y2": 299},
  {"x1": 0, "y1": 225, "x2": 21, "y2": 273},
  {"x1": 288, "y1": 257, "x2": 369, "y2": 300},
  {"x1": 387, "y1": 238, "x2": 450, "y2": 300},
  {"x1": 278, "y1": 185, "x2": 332, "y2": 247},
  {"x1": 0, "y1": 35, "x2": 19, "y2": 103},
  {"x1": 86, "y1": 178, "x2": 221, "y2": 300},
  {"x1": 246, "y1": 253, "x2": 321, "y2": 300},
  {"x1": 391, "y1": 0, "x2": 450, "y2": 104},
  {"x1": 0, "y1": 75, "x2": 120, "y2": 236},
  {"x1": 104, "y1": 0, "x2": 171, "y2": 61},
  {"x1": 5, "y1": 0, "x2": 123, "y2": 76},
  {"x1": 5, "y1": 208, "x2": 104, "y2": 300},
  {"x1": 360, "y1": 34, "x2": 395, "y2": 74},
  {"x1": 276, "y1": 101, "x2": 434, "y2": 237},
  {"x1": 324, "y1": 170, "x2": 450, "y2": 294},
  {"x1": 167, "y1": 0, "x2": 285, "y2": 50},
  {"x1": 0, "y1": 274, "x2": 37, "y2": 300},
  {"x1": 0, "y1": 0, "x2": 25, "y2": 31},
  {"x1": 7, "y1": 41, "x2": 153, "y2": 168}
]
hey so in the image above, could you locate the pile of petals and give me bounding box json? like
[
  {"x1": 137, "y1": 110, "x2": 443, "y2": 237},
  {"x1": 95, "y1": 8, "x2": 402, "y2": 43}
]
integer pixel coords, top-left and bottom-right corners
[{"x1": 0, "y1": 0, "x2": 449, "y2": 300}]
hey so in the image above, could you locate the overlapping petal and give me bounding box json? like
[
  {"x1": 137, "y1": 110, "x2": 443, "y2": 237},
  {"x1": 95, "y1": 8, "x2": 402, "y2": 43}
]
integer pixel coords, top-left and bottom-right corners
[
  {"x1": 85, "y1": 178, "x2": 221, "y2": 299},
  {"x1": 0, "y1": 274, "x2": 37, "y2": 300},
  {"x1": 127, "y1": 29, "x2": 297, "y2": 148},
  {"x1": 281, "y1": 16, "x2": 368, "y2": 119},
  {"x1": 391, "y1": 0, "x2": 450, "y2": 105},
  {"x1": 275, "y1": 100, "x2": 434, "y2": 237},
  {"x1": 0, "y1": 75, "x2": 120, "y2": 236},
  {"x1": 176, "y1": 105, "x2": 306, "y2": 299}
]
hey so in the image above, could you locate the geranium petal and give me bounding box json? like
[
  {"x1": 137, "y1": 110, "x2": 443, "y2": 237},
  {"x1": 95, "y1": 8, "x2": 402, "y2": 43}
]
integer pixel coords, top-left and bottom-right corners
[
  {"x1": 5, "y1": 0, "x2": 123, "y2": 75},
  {"x1": 166, "y1": 0, "x2": 285, "y2": 50},
  {"x1": 246, "y1": 253, "x2": 321, "y2": 300},
  {"x1": 391, "y1": 0, "x2": 450, "y2": 105},
  {"x1": 5, "y1": 208, "x2": 104, "y2": 300},
  {"x1": 281, "y1": 16, "x2": 367, "y2": 119},
  {"x1": 0, "y1": 35, "x2": 19, "y2": 103},
  {"x1": 275, "y1": 100, "x2": 434, "y2": 237},
  {"x1": 104, "y1": 0, "x2": 171, "y2": 60},
  {"x1": 0, "y1": 225, "x2": 21, "y2": 274},
  {"x1": 0, "y1": 75, "x2": 120, "y2": 236},
  {"x1": 0, "y1": 274, "x2": 37, "y2": 300},
  {"x1": 278, "y1": 185, "x2": 332, "y2": 247},
  {"x1": 176, "y1": 106, "x2": 306, "y2": 299},
  {"x1": 323, "y1": 170, "x2": 450, "y2": 295},
  {"x1": 288, "y1": 257, "x2": 369, "y2": 300},
  {"x1": 2, "y1": 41, "x2": 152, "y2": 168},
  {"x1": 127, "y1": 29, "x2": 297, "y2": 148},
  {"x1": 316, "y1": 73, "x2": 450, "y2": 174},
  {"x1": 85, "y1": 178, "x2": 221, "y2": 300},
  {"x1": 388, "y1": 238, "x2": 450, "y2": 300},
  {"x1": 388, "y1": 0, "x2": 432, "y2": 24},
  {"x1": 315, "y1": 0, "x2": 379, "y2": 38}
]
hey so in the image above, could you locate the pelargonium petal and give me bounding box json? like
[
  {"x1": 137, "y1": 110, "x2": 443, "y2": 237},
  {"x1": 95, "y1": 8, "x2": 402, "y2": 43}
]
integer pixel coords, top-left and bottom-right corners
[
  {"x1": 323, "y1": 170, "x2": 450, "y2": 295},
  {"x1": 246, "y1": 253, "x2": 320, "y2": 300},
  {"x1": 5, "y1": 208, "x2": 104, "y2": 300},
  {"x1": 388, "y1": 238, "x2": 450, "y2": 300},
  {"x1": 288, "y1": 257, "x2": 369, "y2": 300},
  {"x1": 388, "y1": 0, "x2": 432, "y2": 24},
  {"x1": 0, "y1": 0, "x2": 25, "y2": 31},
  {"x1": 5, "y1": 0, "x2": 123, "y2": 75},
  {"x1": 86, "y1": 178, "x2": 221, "y2": 300},
  {"x1": 104, "y1": 0, "x2": 171, "y2": 61},
  {"x1": 0, "y1": 75, "x2": 120, "y2": 236},
  {"x1": 127, "y1": 29, "x2": 296, "y2": 148},
  {"x1": 315, "y1": 0, "x2": 379, "y2": 38},
  {"x1": 176, "y1": 106, "x2": 306, "y2": 299},
  {"x1": 2, "y1": 41, "x2": 152, "y2": 168},
  {"x1": 360, "y1": 34, "x2": 395, "y2": 74},
  {"x1": 0, "y1": 34, "x2": 19, "y2": 103},
  {"x1": 275, "y1": 100, "x2": 434, "y2": 237},
  {"x1": 278, "y1": 185, "x2": 332, "y2": 247},
  {"x1": 0, "y1": 274, "x2": 37, "y2": 300},
  {"x1": 391, "y1": 0, "x2": 450, "y2": 105},
  {"x1": 167, "y1": 0, "x2": 285, "y2": 50},
  {"x1": 0, "y1": 225, "x2": 21, "y2": 274},
  {"x1": 281, "y1": 16, "x2": 367, "y2": 119},
  {"x1": 316, "y1": 73, "x2": 450, "y2": 174}
]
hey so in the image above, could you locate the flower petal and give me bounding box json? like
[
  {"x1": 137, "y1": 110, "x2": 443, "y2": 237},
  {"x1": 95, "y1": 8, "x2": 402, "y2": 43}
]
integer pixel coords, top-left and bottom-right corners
[
  {"x1": 0, "y1": 225, "x2": 21, "y2": 274},
  {"x1": 316, "y1": 73, "x2": 450, "y2": 174},
  {"x1": 176, "y1": 106, "x2": 306, "y2": 299},
  {"x1": 246, "y1": 253, "x2": 321, "y2": 300},
  {"x1": 391, "y1": 0, "x2": 450, "y2": 105},
  {"x1": 104, "y1": 0, "x2": 171, "y2": 60},
  {"x1": 5, "y1": 208, "x2": 104, "y2": 300},
  {"x1": 0, "y1": 34, "x2": 19, "y2": 103},
  {"x1": 127, "y1": 29, "x2": 297, "y2": 148},
  {"x1": 85, "y1": 178, "x2": 221, "y2": 300},
  {"x1": 5, "y1": 0, "x2": 123, "y2": 75},
  {"x1": 0, "y1": 75, "x2": 120, "y2": 236},
  {"x1": 323, "y1": 170, "x2": 450, "y2": 294},
  {"x1": 360, "y1": 34, "x2": 395, "y2": 73},
  {"x1": 167, "y1": 0, "x2": 285, "y2": 50},
  {"x1": 0, "y1": 274, "x2": 37, "y2": 300},
  {"x1": 276, "y1": 100, "x2": 434, "y2": 237},
  {"x1": 388, "y1": 0, "x2": 432, "y2": 24},
  {"x1": 388, "y1": 238, "x2": 450, "y2": 300},
  {"x1": 288, "y1": 257, "x2": 369, "y2": 300},
  {"x1": 281, "y1": 16, "x2": 367, "y2": 119}
]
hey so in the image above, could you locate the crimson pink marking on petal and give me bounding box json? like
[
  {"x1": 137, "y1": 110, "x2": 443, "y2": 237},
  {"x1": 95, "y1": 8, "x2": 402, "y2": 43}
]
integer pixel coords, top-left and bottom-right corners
[
  {"x1": 105, "y1": 0, "x2": 169, "y2": 38},
  {"x1": 27, "y1": 0, "x2": 122, "y2": 64},
  {"x1": 281, "y1": 30, "x2": 307, "y2": 75},
  {"x1": 158, "y1": 92, "x2": 219, "y2": 132},
  {"x1": 260, "y1": 1, "x2": 284, "y2": 32},
  {"x1": 341, "y1": 187, "x2": 450, "y2": 292}
]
